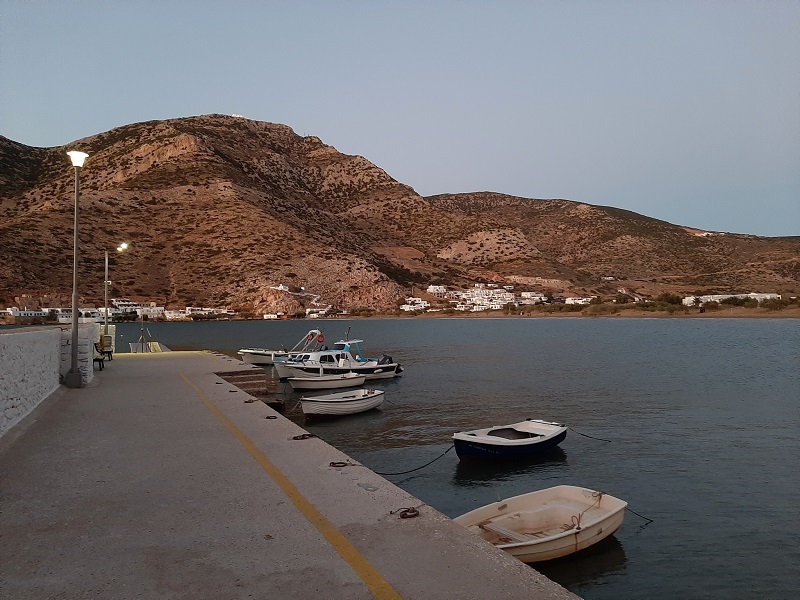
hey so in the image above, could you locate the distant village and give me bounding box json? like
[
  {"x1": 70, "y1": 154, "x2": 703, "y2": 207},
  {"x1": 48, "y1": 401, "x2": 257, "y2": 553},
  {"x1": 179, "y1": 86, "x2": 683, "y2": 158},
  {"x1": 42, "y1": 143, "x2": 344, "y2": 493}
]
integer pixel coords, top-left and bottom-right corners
[
  {"x1": 397, "y1": 285, "x2": 782, "y2": 313},
  {"x1": 1, "y1": 283, "x2": 786, "y2": 324},
  {"x1": 2, "y1": 297, "x2": 235, "y2": 324}
]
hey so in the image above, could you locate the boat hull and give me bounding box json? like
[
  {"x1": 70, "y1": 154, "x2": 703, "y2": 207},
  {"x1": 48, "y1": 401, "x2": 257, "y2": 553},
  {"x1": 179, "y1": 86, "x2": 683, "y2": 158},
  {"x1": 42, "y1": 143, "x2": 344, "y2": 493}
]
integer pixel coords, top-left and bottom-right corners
[
  {"x1": 300, "y1": 389, "x2": 384, "y2": 418},
  {"x1": 277, "y1": 363, "x2": 402, "y2": 381},
  {"x1": 454, "y1": 485, "x2": 627, "y2": 563},
  {"x1": 287, "y1": 373, "x2": 366, "y2": 390},
  {"x1": 238, "y1": 349, "x2": 289, "y2": 366},
  {"x1": 453, "y1": 429, "x2": 566, "y2": 459}
]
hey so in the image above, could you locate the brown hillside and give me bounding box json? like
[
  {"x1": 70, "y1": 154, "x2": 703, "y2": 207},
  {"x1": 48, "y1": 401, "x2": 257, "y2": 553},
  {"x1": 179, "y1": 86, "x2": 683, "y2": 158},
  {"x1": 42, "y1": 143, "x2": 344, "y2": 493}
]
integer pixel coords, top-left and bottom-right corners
[{"x1": 1, "y1": 114, "x2": 798, "y2": 312}]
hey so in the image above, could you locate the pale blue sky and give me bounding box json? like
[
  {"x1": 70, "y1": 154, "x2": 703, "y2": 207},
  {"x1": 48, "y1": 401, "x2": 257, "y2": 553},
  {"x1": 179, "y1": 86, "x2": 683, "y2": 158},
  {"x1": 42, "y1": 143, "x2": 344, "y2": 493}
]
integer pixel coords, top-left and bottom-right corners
[{"x1": 2, "y1": 1, "x2": 798, "y2": 236}]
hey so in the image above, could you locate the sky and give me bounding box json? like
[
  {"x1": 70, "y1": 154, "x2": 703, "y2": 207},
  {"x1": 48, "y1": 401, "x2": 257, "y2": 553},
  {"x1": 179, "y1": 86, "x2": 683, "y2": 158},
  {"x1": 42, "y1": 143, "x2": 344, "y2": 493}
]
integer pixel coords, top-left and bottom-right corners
[{"x1": 2, "y1": 1, "x2": 798, "y2": 237}]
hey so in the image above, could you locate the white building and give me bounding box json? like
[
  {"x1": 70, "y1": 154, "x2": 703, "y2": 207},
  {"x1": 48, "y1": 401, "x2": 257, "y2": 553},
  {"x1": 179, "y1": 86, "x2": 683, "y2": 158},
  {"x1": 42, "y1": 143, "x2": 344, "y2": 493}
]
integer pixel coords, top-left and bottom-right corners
[
  {"x1": 164, "y1": 310, "x2": 188, "y2": 321},
  {"x1": 520, "y1": 291, "x2": 548, "y2": 304},
  {"x1": 426, "y1": 285, "x2": 447, "y2": 296},
  {"x1": 400, "y1": 297, "x2": 430, "y2": 312},
  {"x1": 184, "y1": 306, "x2": 235, "y2": 317},
  {"x1": 565, "y1": 297, "x2": 595, "y2": 305},
  {"x1": 138, "y1": 302, "x2": 165, "y2": 318},
  {"x1": 682, "y1": 293, "x2": 781, "y2": 306},
  {"x1": 5, "y1": 307, "x2": 48, "y2": 319}
]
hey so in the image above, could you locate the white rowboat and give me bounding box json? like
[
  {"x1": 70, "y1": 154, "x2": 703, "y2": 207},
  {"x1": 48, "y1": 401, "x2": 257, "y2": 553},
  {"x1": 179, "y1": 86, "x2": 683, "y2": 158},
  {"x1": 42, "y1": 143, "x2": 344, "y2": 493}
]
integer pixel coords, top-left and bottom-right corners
[
  {"x1": 453, "y1": 485, "x2": 627, "y2": 563},
  {"x1": 287, "y1": 372, "x2": 366, "y2": 390},
  {"x1": 300, "y1": 388, "x2": 385, "y2": 418}
]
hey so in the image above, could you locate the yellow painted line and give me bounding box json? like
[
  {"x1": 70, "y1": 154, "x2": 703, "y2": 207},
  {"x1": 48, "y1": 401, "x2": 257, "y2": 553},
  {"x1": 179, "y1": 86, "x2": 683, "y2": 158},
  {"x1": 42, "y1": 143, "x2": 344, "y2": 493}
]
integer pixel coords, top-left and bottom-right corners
[{"x1": 180, "y1": 372, "x2": 402, "y2": 600}]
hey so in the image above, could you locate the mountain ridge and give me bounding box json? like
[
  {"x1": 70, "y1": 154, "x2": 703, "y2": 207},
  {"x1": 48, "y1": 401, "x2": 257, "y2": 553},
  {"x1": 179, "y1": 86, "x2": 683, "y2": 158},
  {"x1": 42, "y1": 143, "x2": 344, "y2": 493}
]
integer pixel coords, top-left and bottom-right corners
[{"x1": 1, "y1": 114, "x2": 798, "y2": 313}]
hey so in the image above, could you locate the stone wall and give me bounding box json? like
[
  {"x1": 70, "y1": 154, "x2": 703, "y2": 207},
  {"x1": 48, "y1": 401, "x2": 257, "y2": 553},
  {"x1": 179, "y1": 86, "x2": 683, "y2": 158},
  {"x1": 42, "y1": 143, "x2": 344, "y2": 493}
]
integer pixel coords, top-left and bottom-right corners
[{"x1": 0, "y1": 323, "x2": 100, "y2": 438}]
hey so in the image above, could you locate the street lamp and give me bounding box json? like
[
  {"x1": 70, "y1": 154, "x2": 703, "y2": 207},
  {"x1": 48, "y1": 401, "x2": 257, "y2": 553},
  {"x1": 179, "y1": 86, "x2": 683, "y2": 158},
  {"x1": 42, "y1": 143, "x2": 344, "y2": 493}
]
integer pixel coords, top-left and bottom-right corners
[
  {"x1": 103, "y1": 242, "x2": 129, "y2": 345},
  {"x1": 65, "y1": 150, "x2": 89, "y2": 389}
]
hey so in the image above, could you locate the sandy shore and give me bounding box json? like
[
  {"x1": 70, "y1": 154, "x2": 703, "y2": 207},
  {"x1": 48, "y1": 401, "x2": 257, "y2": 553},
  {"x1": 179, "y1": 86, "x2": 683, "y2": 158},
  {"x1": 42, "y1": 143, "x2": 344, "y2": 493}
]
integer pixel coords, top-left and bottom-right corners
[
  {"x1": 412, "y1": 306, "x2": 800, "y2": 319},
  {"x1": 609, "y1": 306, "x2": 800, "y2": 318}
]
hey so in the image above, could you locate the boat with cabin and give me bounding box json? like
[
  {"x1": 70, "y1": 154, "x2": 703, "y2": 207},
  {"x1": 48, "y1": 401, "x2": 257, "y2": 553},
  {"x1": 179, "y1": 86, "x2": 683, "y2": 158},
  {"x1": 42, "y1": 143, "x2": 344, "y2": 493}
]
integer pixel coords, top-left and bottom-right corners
[{"x1": 273, "y1": 335, "x2": 402, "y2": 381}]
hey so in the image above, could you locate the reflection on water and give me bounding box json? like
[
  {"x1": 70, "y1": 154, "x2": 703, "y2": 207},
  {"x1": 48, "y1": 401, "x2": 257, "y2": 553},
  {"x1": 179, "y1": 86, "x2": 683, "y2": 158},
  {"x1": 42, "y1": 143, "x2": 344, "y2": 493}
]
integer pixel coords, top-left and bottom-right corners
[
  {"x1": 535, "y1": 535, "x2": 627, "y2": 590},
  {"x1": 453, "y1": 447, "x2": 568, "y2": 486}
]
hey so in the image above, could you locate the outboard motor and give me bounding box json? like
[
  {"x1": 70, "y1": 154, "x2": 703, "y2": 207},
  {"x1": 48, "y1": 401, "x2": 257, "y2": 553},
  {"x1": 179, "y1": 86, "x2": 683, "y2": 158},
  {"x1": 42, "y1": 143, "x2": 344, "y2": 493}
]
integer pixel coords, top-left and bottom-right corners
[{"x1": 377, "y1": 354, "x2": 393, "y2": 365}]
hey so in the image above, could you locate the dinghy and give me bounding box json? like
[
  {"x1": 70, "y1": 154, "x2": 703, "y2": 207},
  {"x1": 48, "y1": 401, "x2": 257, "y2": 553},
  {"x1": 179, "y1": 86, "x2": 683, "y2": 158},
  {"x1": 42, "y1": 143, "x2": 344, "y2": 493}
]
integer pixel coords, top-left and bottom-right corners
[
  {"x1": 454, "y1": 485, "x2": 627, "y2": 563},
  {"x1": 300, "y1": 388, "x2": 385, "y2": 418},
  {"x1": 452, "y1": 419, "x2": 567, "y2": 460},
  {"x1": 287, "y1": 371, "x2": 365, "y2": 390}
]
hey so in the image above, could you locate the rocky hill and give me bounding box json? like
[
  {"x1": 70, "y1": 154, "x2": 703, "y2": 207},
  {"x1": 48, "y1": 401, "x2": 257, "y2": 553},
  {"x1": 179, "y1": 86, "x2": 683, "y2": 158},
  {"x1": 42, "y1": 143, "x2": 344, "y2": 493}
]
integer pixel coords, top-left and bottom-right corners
[{"x1": 1, "y1": 114, "x2": 798, "y2": 313}]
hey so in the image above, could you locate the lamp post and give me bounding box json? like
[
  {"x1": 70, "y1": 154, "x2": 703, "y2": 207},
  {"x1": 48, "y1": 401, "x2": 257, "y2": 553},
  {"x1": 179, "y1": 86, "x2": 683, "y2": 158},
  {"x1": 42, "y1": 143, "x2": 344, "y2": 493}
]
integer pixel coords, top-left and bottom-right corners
[
  {"x1": 64, "y1": 150, "x2": 89, "y2": 388},
  {"x1": 103, "y1": 242, "x2": 128, "y2": 340}
]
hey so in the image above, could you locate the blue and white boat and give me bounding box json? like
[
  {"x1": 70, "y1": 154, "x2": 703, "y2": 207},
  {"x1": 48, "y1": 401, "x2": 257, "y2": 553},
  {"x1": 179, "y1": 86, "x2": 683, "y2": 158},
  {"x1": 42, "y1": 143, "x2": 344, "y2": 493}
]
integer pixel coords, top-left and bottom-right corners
[
  {"x1": 273, "y1": 337, "x2": 402, "y2": 381},
  {"x1": 452, "y1": 419, "x2": 567, "y2": 460}
]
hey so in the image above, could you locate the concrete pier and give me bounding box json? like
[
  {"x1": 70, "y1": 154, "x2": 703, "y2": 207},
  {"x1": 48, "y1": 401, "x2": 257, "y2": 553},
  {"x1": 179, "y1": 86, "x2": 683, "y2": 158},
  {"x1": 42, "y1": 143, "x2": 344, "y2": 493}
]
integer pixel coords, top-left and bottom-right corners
[{"x1": 0, "y1": 351, "x2": 578, "y2": 600}]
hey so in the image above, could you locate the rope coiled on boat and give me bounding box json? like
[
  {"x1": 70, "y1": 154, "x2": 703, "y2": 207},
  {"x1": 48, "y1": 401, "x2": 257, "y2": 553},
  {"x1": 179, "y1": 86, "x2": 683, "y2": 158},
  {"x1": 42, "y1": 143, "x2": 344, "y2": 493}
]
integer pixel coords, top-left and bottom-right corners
[{"x1": 566, "y1": 491, "x2": 605, "y2": 531}]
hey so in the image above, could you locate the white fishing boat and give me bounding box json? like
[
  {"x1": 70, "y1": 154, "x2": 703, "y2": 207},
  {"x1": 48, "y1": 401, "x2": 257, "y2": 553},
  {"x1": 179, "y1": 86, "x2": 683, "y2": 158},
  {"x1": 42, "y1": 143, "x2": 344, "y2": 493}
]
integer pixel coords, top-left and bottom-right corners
[
  {"x1": 453, "y1": 485, "x2": 627, "y2": 563},
  {"x1": 238, "y1": 328, "x2": 325, "y2": 366},
  {"x1": 300, "y1": 388, "x2": 385, "y2": 418},
  {"x1": 287, "y1": 371, "x2": 366, "y2": 390},
  {"x1": 274, "y1": 335, "x2": 402, "y2": 381}
]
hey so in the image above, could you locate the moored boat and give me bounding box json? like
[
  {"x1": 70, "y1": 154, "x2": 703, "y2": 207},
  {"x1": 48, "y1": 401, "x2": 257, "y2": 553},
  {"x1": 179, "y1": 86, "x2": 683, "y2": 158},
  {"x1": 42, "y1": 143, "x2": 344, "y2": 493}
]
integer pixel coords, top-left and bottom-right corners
[
  {"x1": 453, "y1": 485, "x2": 627, "y2": 563},
  {"x1": 274, "y1": 336, "x2": 402, "y2": 381},
  {"x1": 286, "y1": 371, "x2": 366, "y2": 390},
  {"x1": 452, "y1": 419, "x2": 567, "y2": 460},
  {"x1": 300, "y1": 388, "x2": 385, "y2": 418},
  {"x1": 238, "y1": 328, "x2": 324, "y2": 366}
]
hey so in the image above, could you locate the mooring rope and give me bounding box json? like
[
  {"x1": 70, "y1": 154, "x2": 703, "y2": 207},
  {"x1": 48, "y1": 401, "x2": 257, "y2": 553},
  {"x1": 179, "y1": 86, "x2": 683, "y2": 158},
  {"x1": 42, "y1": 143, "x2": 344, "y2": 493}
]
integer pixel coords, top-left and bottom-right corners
[
  {"x1": 568, "y1": 427, "x2": 612, "y2": 443},
  {"x1": 625, "y1": 506, "x2": 654, "y2": 524},
  {"x1": 390, "y1": 506, "x2": 422, "y2": 519},
  {"x1": 375, "y1": 444, "x2": 456, "y2": 476}
]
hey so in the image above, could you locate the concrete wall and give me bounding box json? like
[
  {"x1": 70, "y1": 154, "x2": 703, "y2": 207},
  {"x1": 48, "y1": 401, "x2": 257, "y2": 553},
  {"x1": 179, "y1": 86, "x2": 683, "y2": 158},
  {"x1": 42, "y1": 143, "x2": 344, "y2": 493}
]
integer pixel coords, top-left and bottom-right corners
[{"x1": 0, "y1": 323, "x2": 100, "y2": 438}]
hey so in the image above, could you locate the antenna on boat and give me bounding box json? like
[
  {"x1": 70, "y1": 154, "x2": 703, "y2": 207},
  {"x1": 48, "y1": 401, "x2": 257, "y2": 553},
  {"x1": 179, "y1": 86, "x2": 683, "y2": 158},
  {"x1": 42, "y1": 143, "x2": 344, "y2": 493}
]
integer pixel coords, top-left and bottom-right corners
[{"x1": 345, "y1": 326, "x2": 351, "y2": 341}]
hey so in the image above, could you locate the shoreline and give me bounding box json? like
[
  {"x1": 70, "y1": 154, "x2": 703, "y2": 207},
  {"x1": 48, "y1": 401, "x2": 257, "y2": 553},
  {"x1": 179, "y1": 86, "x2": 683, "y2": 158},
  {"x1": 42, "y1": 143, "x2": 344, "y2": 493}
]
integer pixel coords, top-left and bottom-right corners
[{"x1": 2, "y1": 306, "x2": 798, "y2": 328}]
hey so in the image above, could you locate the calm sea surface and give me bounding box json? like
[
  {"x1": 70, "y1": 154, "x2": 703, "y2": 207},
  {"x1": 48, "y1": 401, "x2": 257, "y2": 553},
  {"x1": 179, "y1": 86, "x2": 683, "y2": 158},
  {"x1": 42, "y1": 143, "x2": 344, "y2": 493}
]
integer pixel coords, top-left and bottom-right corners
[{"x1": 116, "y1": 317, "x2": 800, "y2": 599}]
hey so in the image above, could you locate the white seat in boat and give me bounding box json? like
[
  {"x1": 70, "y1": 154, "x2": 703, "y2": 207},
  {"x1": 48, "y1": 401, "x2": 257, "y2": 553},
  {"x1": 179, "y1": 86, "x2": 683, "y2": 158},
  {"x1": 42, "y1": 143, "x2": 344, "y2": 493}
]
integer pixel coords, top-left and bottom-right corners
[{"x1": 479, "y1": 522, "x2": 531, "y2": 543}]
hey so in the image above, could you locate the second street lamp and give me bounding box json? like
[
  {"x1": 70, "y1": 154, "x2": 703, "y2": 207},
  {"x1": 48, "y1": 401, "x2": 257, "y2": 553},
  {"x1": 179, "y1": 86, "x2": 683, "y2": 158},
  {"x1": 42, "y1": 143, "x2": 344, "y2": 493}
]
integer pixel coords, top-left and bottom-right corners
[
  {"x1": 64, "y1": 150, "x2": 89, "y2": 389},
  {"x1": 103, "y1": 242, "x2": 129, "y2": 350}
]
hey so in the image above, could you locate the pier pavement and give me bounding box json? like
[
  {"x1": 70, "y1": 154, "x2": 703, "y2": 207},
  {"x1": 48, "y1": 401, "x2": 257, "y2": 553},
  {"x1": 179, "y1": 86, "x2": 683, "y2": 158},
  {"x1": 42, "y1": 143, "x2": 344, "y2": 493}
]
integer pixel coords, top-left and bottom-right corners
[{"x1": 0, "y1": 350, "x2": 578, "y2": 600}]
